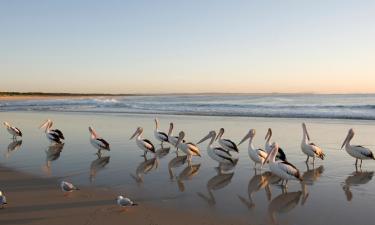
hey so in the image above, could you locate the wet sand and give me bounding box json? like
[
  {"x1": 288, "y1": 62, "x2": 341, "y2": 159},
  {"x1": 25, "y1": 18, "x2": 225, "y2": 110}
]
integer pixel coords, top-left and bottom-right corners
[{"x1": 0, "y1": 165, "x2": 247, "y2": 225}]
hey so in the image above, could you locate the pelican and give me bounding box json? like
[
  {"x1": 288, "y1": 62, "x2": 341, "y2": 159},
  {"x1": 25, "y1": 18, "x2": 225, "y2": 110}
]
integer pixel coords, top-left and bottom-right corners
[
  {"x1": 216, "y1": 128, "x2": 239, "y2": 153},
  {"x1": 0, "y1": 191, "x2": 7, "y2": 208},
  {"x1": 263, "y1": 143, "x2": 302, "y2": 186},
  {"x1": 130, "y1": 127, "x2": 155, "y2": 157},
  {"x1": 197, "y1": 130, "x2": 236, "y2": 165},
  {"x1": 117, "y1": 196, "x2": 138, "y2": 208},
  {"x1": 88, "y1": 126, "x2": 110, "y2": 154},
  {"x1": 341, "y1": 128, "x2": 375, "y2": 167},
  {"x1": 39, "y1": 119, "x2": 65, "y2": 144},
  {"x1": 60, "y1": 181, "x2": 79, "y2": 193},
  {"x1": 238, "y1": 129, "x2": 268, "y2": 168},
  {"x1": 3, "y1": 122, "x2": 22, "y2": 140},
  {"x1": 175, "y1": 131, "x2": 201, "y2": 165},
  {"x1": 154, "y1": 118, "x2": 168, "y2": 146},
  {"x1": 265, "y1": 128, "x2": 287, "y2": 161},
  {"x1": 301, "y1": 123, "x2": 325, "y2": 164},
  {"x1": 167, "y1": 122, "x2": 180, "y2": 146}
]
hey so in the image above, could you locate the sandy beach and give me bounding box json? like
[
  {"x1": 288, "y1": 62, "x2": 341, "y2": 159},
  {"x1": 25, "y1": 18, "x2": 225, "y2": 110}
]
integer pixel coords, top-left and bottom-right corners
[{"x1": 0, "y1": 165, "x2": 246, "y2": 225}]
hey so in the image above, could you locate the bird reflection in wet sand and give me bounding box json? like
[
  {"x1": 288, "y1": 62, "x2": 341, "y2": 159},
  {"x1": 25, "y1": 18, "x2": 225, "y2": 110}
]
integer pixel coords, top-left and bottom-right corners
[
  {"x1": 130, "y1": 156, "x2": 159, "y2": 186},
  {"x1": 42, "y1": 143, "x2": 64, "y2": 175},
  {"x1": 168, "y1": 155, "x2": 188, "y2": 181},
  {"x1": 4, "y1": 140, "x2": 22, "y2": 159},
  {"x1": 302, "y1": 164, "x2": 324, "y2": 185},
  {"x1": 90, "y1": 155, "x2": 110, "y2": 182},
  {"x1": 238, "y1": 170, "x2": 272, "y2": 209},
  {"x1": 155, "y1": 146, "x2": 171, "y2": 159},
  {"x1": 197, "y1": 166, "x2": 234, "y2": 207},
  {"x1": 268, "y1": 189, "x2": 302, "y2": 225},
  {"x1": 177, "y1": 163, "x2": 201, "y2": 192},
  {"x1": 342, "y1": 169, "x2": 374, "y2": 201}
]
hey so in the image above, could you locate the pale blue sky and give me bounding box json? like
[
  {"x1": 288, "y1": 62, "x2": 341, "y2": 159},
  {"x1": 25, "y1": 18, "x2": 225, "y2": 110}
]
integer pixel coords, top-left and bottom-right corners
[{"x1": 1, "y1": 0, "x2": 374, "y2": 94}]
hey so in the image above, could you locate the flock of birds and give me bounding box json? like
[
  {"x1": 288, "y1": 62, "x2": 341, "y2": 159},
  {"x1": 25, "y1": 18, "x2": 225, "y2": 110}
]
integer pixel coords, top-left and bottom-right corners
[{"x1": 1, "y1": 118, "x2": 375, "y2": 210}]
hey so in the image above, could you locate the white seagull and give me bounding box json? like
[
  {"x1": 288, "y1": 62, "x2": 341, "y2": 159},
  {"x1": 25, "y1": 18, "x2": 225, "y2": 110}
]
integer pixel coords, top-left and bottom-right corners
[
  {"x1": 39, "y1": 119, "x2": 65, "y2": 144},
  {"x1": 238, "y1": 129, "x2": 268, "y2": 168},
  {"x1": 154, "y1": 118, "x2": 169, "y2": 146},
  {"x1": 0, "y1": 191, "x2": 7, "y2": 208},
  {"x1": 130, "y1": 127, "x2": 156, "y2": 157},
  {"x1": 265, "y1": 128, "x2": 287, "y2": 161},
  {"x1": 3, "y1": 122, "x2": 22, "y2": 140},
  {"x1": 117, "y1": 195, "x2": 138, "y2": 208},
  {"x1": 263, "y1": 142, "x2": 303, "y2": 186},
  {"x1": 197, "y1": 130, "x2": 236, "y2": 165},
  {"x1": 60, "y1": 181, "x2": 80, "y2": 193},
  {"x1": 175, "y1": 131, "x2": 201, "y2": 165},
  {"x1": 89, "y1": 126, "x2": 110, "y2": 152},
  {"x1": 301, "y1": 123, "x2": 325, "y2": 164},
  {"x1": 341, "y1": 128, "x2": 375, "y2": 167},
  {"x1": 216, "y1": 128, "x2": 239, "y2": 153}
]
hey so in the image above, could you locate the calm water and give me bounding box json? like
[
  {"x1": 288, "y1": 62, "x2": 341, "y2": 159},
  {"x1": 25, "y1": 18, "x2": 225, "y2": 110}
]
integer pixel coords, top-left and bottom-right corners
[
  {"x1": 1, "y1": 111, "x2": 375, "y2": 225},
  {"x1": 2, "y1": 94, "x2": 375, "y2": 120}
]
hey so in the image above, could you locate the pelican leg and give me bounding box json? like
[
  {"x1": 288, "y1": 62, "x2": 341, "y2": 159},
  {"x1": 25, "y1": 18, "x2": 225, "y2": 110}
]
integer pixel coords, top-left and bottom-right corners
[
  {"x1": 305, "y1": 156, "x2": 309, "y2": 163},
  {"x1": 360, "y1": 159, "x2": 363, "y2": 168},
  {"x1": 355, "y1": 158, "x2": 358, "y2": 166},
  {"x1": 312, "y1": 156, "x2": 315, "y2": 164}
]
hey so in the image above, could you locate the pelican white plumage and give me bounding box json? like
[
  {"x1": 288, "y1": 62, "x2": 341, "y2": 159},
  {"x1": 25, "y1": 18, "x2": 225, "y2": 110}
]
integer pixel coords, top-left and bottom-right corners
[
  {"x1": 39, "y1": 119, "x2": 65, "y2": 144},
  {"x1": 0, "y1": 191, "x2": 7, "y2": 208},
  {"x1": 117, "y1": 195, "x2": 138, "y2": 208},
  {"x1": 216, "y1": 128, "x2": 239, "y2": 153},
  {"x1": 3, "y1": 122, "x2": 22, "y2": 140},
  {"x1": 60, "y1": 181, "x2": 79, "y2": 193},
  {"x1": 341, "y1": 128, "x2": 375, "y2": 167},
  {"x1": 263, "y1": 142, "x2": 302, "y2": 186},
  {"x1": 301, "y1": 123, "x2": 325, "y2": 163},
  {"x1": 265, "y1": 128, "x2": 287, "y2": 161},
  {"x1": 197, "y1": 130, "x2": 236, "y2": 165},
  {"x1": 167, "y1": 122, "x2": 180, "y2": 147},
  {"x1": 88, "y1": 126, "x2": 110, "y2": 152},
  {"x1": 175, "y1": 131, "x2": 201, "y2": 165},
  {"x1": 154, "y1": 118, "x2": 168, "y2": 146},
  {"x1": 130, "y1": 127, "x2": 155, "y2": 157},
  {"x1": 238, "y1": 129, "x2": 268, "y2": 168}
]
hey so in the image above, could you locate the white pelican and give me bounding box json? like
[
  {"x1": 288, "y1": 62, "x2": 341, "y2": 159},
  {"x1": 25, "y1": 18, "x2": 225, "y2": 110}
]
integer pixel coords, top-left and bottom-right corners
[
  {"x1": 130, "y1": 127, "x2": 155, "y2": 157},
  {"x1": 197, "y1": 130, "x2": 236, "y2": 165},
  {"x1": 175, "y1": 131, "x2": 201, "y2": 165},
  {"x1": 263, "y1": 143, "x2": 302, "y2": 186},
  {"x1": 39, "y1": 119, "x2": 65, "y2": 144},
  {"x1": 238, "y1": 129, "x2": 268, "y2": 168},
  {"x1": 301, "y1": 123, "x2": 325, "y2": 163},
  {"x1": 154, "y1": 118, "x2": 168, "y2": 145},
  {"x1": 0, "y1": 191, "x2": 7, "y2": 208},
  {"x1": 167, "y1": 122, "x2": 180, "y2": 147},
  {"x1": 216, "y1": 128, "x2": 239, "y2": 153},
  {"x1": 117, "y1": 195, "x2": 138, "y2": 208},
  {"x1": 60, "y1": 181, "x2": 79, "y2": 193},
  {"x1": 265, "y1": 128, "x2": 287, "y2": 161},
  {"x1": 88, "y1": 126, "x2": 110, "y2": 155},
  {"x1": 3, "y1": 122, "x2": 22, "y2": 140},
  {"x1": 341, "y1": 128, "x2": 375, "y2": 167}
]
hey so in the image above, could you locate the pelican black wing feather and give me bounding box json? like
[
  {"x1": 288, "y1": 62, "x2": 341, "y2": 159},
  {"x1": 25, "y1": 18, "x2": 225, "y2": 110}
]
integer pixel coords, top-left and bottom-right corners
[
  {"x1": 223, "y1": 139, "x2": 239, "y2": 151},
  {"x1": 158, "y1": 132, "x2": 169, "y2": 142},
  {"x1": 52, "y1": 129, "x2": 64, "y2": 139},
  {"x1": 143, "y1": 139, "x2": 155, "y2": 152},
  {"x1": 15, "y1": 127, "x2": 22, "y2": 136},
  {"x1": 97, "y1": 138, "x2": 110, "y2": 149}
]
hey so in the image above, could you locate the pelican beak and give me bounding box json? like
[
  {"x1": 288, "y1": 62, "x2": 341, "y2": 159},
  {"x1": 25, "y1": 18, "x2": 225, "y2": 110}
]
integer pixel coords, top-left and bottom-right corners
[
  {"x1": 168, "y1": 123, "x2": 174, "y2": 136},
  {"x1": 341, "y1": 130, "x2": 353, "y2": 149},
  {"x1": 130, "y1": 128, "x2": 140, "y2": 140},
  {"x1": 39, "y1": 120, "x2": 50, "y2": 129},
  {"x1": 265, "y1": 128, "x2": 271, "y2": 140},
  {"x1": 302, "y1": 123, "x2": 310, "y2": 141},
  {"x1": 175, "y1": 132, "x2": 185, "y2": 147},
  {"x1": 197, "y1": 132, "x2": 212, "y2": 144},
  {"x1": 215, "y1": 128, "x2": 223, "y2": 141},
  {"x1": 238, "y1": 132, "x2": 251, "y2": 146}
]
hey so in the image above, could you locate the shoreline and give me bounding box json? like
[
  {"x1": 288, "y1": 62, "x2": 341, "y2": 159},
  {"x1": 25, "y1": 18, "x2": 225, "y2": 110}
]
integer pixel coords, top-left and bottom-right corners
[{"x1": 0, "y1": 165, "x2": 247, "y2": 225}]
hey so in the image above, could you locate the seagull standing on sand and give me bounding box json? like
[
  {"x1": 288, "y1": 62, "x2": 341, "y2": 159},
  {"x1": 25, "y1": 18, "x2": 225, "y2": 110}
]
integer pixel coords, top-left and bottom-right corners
[
  {"x1": 3, "y1": 122, "x2": 22, "y2": 140},
  {"x1": 117, "y1": 195, "x2": 138, "y2": 208},
  {"x1": 89, "y1": 126, "x2": 110, "y2": 156},
  {"x1": 39, "y1": 119, "x2": 65, "y2": 144},
  {"x1": 301, "y1": 123, "x2": 325, "y2": 164},
  {"x1": 0, "y1": 191, "x2": 7, "y2": 208},
  {"x1": 341, "y1": 128, "x2": 375, "y2": 168},
  {"x1": 60, "y1": 181, "x2": 80, "y2": 193}
]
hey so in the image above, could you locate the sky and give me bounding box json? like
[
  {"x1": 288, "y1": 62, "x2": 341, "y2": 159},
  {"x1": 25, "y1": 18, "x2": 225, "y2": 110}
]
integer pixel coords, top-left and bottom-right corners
[{"x1": 1, "y1": 0, "x2": 375, "y2": 94}]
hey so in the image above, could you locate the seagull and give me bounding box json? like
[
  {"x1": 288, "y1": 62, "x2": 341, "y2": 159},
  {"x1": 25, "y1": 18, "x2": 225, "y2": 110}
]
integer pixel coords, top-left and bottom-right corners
[
  {"x1": 60, "y1": 181, "x2": 80, "y2": 193},
  {"x1": 0, "y1": 191, "x2": 7, "y2": 208},
  {"x1": 117, "y1": 195, "x2": 138, "y2": 208},
  {"x1": 3, "y1": 122, "x2": 22, "y2": 140}
]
